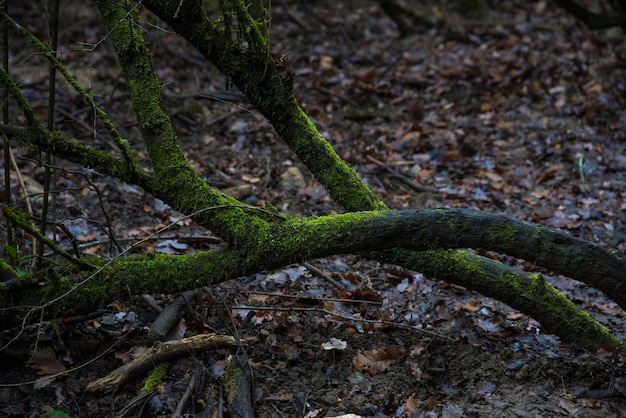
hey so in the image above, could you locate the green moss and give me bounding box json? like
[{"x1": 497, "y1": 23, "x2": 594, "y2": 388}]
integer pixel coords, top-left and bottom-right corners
[
  {"x1": 497, "y1": 270, "x2": 521, "y2": 293},
  {"x1": 524, "y1": 272, "x2": 619, "y2": 349},
  {"x1": 530, "y1": 227, "x2": 551, "y2": 252},
  {"x1": 225, "y1": 358, "x2": 243, "y2": 384},
  {"x1": 450, "y1": 249, "x2": 482, "y2": 275},
  {"x1": 485, "y1": 221, "x2": 516, "y2": 242},
  {"x1": 224, "y1": 355, "x2": 245, "y2": 402},
  {"x1": 50, "y1": 320, "x2": 64, "y2": 346},
  {"x1": 288, "y1": 107, "x2": 386, "y2": 212},
  {"x1": 142, "y1": 362, "x2": 169, "y2": 392}
]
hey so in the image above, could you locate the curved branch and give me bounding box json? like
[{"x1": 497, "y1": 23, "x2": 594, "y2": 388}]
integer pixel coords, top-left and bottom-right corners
[
  {"x1": 4, "y1": 208, "x2": 621, "y2": 350},
  {"x1": 376, "y1": 249, "x2": 617, "y2": 351},
  {"x1": 141, "y1": 0, "x2": 388, "y2": 213},
  {"x1": 138, "y1": 0, "x2": 624, "y2": 350},
  {"x1": 265, "y1": 208, "x2": 624, "y2": 349},
  {"x1": 265, "y1": 209, "x2": 626, "y2": 304}
]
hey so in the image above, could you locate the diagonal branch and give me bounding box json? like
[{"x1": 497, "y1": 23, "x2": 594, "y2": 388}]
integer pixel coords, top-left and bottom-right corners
[
  {"x1": 0, "y1": 122, "x2": 156, "y2": 193},
  {"x1": 93, "y1": 0, "x2": 275, "y2": 246},
  {"x1": 6, "y1": 14, "x2": 138, "y2": 168},
  {"x1": 141, "y1": 0, "x2": 388, "y2": 213}
]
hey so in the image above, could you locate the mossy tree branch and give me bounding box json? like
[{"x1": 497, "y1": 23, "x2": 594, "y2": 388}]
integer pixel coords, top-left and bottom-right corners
[
  {"x1": 3, "y1": 206, "x2": 96, "y2": 272},
  {"x1": 4, "y1": 208, "x2": 622, "y2": 349},
  {"x1": 0, "y1": 122, "x2": 156, "y2": 193},
  {"x1": 0, "y1": 61, "x2": 153, "y2": 192},
  {"x1": 9, "y1": 17, "x2": 137, "y2": 165},
  {"x1": 141, "y1": 0, "x2": 388, "y2": 213},
  {"x1": 93, "y1": 0, "x2": 277, "y2": 248},
  {"x1": 137, "y1": 0, "x2": 625, "y2": 349},
  {"x1": 1, "y1": 0, "x2": 624, "y2": 353}
]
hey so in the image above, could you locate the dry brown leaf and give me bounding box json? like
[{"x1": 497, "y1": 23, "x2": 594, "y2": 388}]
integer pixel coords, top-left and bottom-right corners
[
  {"x1": 319, "y1": 55, "x2": 333, "y2": 70},
  {"x1": 31, "y1": 347, "x2": 66, "y2": 389},
  {"x1": 404, "y1": 394, "x2": 422, "y2": 417},
  {"x1": 456, "y1": 299, "x2": 480, "y2": 313},
  {"x1": 77, "y1": 233, "x2": 97, "y2": 243},
  {"x1": 353, "y1": 346, "x2": 405, "y2": 376},
  {"x1": 32, "y1": 347, "x2": 66, "y2": 376}
]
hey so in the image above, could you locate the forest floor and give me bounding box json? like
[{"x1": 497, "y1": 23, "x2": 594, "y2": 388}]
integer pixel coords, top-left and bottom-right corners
[{"x1": 1, "y1": 0, "x2": 626, "y2": 417}]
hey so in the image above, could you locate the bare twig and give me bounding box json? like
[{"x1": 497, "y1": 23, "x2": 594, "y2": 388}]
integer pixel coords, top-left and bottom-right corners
[
  {"x1": 303, "y1": 261, "x2": 344, "y2": 290},
  {"x1": 147, "y1": 289, "x2": 200, "y2": 344},
  {"x1": 367, "y1": 155, "x2": 439, "y2": 193}
]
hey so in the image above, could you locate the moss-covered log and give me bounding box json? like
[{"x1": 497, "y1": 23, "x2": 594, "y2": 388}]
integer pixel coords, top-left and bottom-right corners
[{"x1": 375, "y1": 249, "x2": 618, "y2": 351}]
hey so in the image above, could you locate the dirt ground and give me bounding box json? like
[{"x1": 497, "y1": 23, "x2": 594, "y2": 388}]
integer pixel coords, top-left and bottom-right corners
[{"x1": 1, "y1": 0, "x2": 626, "y2": 417}]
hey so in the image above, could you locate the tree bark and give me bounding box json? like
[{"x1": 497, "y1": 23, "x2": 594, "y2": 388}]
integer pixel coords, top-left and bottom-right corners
[{"x1": 85, "y1": 334, "x2": 239, "y2": 393}]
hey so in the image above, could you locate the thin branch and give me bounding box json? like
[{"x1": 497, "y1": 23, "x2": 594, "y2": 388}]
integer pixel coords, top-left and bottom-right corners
[
  {"x1": 3, "y1": 12, "x2": 138, "y2": 169},
  {"x1": 86, "y1": 334, "x2": 240, "y2": 393},
  {"x1": 0, "y1": 122, "x2": 156, "y2": 194},
  {"x1": 3, "y1": 206, "x2": 97, "y2": 271},
  {"x1": 367, "y1": 155, "x2": 439, "y2": 194},
  {"x1": 233, "y1": 305, "x2": 455, "y2": 341}
]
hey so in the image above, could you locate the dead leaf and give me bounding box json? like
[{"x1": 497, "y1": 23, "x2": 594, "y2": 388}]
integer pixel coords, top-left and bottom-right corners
[
  {"x1": 585, "y1": 84, "x2": 602, "y2": 94},
  {"x1": 456, "y1": 299, "x2": 480, "y2": 313},
  {"x1": 353, "y1": 346, "x2": 405, "y2": 376},
  {"x1": 266, "y1": 393, "x2": 294, "y2": 401},
  {"x1": 83, "y1": 245, "x2": 101, "y2": 254},
  {"x1": 558, "y1": 398, "x2": 579, "y2": 416},
  {"x1": 535, "y1": 163, "x2": 563, "y2": 183},
  {"x1": 115, "y1": 346, "x2": 148, "y2": 363},
  {"x1": 321, "y1": 337, "x2": 348, "y2": 351},
  {"x1": 77, "y1": 233, "x2": 97, "y2": 243},
  {"x1": 401, "y1": 131, "x2": 421, "y2": 141},
  {"x1": 596, "y1": 303, "x2": 625, "y2": 316},
  {"x1": 409, "y1": 342, "x2": 427, "y2": 358},
  {"x1": 31, "y1": 347, "x2": 66, "y2": 389},
  {"x1": 319, "y1": 55, "x2": 333, "y2": 70},
  {"x1": 404, "y1": 394, "x2": 422, "y2": 417}
]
